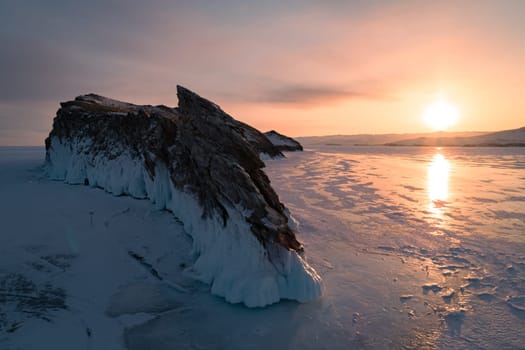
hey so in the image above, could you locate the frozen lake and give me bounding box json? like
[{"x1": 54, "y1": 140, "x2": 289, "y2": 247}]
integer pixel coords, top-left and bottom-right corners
[
  {"x1": 265, "y1": 145, "x2": 525, "y2": 349},
  {"x1": 1, "y1": 145, "x2": 524, "y2": 349}
]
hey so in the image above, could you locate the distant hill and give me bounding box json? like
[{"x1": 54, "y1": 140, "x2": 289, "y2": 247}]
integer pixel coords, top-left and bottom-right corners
[
  {"x1": 297, "y1": 127, "x2": 525, "y2": 147},
  {"x1": 386, "y1": 127, "x2": 525, "y2": 147},
  {"x1": 297, "y1": 131, "x2": 486, "y2": 147}
]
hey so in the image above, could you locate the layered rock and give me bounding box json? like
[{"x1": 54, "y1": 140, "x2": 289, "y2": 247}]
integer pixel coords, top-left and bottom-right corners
[
  {"x1": 264, "y1": 130, "x2": 304, "y2": 151},
  {"x1": 44, "y1": 86, "x2": 321, "y2": 307}
]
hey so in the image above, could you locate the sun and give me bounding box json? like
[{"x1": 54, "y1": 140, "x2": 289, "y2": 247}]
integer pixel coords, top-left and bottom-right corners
[{"x1": 423, "y1": 98, "x2": 460, "y2": 131}]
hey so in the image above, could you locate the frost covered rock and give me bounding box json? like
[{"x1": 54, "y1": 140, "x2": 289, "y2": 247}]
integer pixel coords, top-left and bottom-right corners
[
  {"x1": 264, "y1": 130, "x2": 303, "y2": 151},
  {"x1": 44, "y1": 86, "x2": 321, "y2": 307}
]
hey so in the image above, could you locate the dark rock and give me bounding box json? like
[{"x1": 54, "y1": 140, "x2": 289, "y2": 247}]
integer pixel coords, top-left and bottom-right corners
[
  {"x1": 45, "y1": 87, "x2": 298, "y2": 249},
  {"x1": 264, "y1": 130, "x2": 303, "y2": 151},
  {"x1": 46, "y1": 86, "x2": 294, "y2": 245}
]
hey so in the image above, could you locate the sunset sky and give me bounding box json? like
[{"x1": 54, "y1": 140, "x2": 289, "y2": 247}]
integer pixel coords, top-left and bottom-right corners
[{"x1": 1, "y1": 0, "x2": 524, "y2": 145}]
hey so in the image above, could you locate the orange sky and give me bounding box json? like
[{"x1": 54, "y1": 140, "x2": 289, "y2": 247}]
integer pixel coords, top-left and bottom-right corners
[
  {"x1": 215, "y1": 2, "x2": 525, "y2": 136},
  {"x1": 1, "y1": 1, "x2": 524, "y2": 144}
]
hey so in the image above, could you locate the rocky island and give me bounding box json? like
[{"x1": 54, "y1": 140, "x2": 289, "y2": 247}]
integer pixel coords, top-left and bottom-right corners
[{"x1": 44, "y1": 86, "x2": 321, "y2": 307}]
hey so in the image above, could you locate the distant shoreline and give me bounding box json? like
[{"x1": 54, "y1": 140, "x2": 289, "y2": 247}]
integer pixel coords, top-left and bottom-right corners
[
  {"x1": 298, "y1": 126, "x2": 525, "y2": 149},
  {"x1": 318, "y1": 143, "x2": 525, "y2": 147},
  {"x1": 384, "y1": 143, "x2": 525, "y2": 147}
]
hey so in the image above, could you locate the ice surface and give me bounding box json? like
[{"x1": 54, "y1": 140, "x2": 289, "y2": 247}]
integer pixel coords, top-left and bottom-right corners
[
  {"x1": 2, "y1": 145, "x2": 525, "y2": 349},
  {"x1": 106, "y1": 282, "x2": 183, "y2": 317},
  {"x1": 263, "y1": 144, "x2": 525, "y2": 349}
]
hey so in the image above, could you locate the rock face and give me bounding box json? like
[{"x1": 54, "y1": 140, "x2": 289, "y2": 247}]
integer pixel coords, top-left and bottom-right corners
[
  {"x1": 45, "y1": 86, "x2": 321, "y2": 307},
  {"x1": 264, "y1": 130, "x2": 303, "y2": 151}
]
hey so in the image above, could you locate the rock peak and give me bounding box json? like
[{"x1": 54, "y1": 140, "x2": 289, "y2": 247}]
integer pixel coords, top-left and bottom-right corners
[{"x1": 176, "y1": 85, "x2": 223, "y2": 118}]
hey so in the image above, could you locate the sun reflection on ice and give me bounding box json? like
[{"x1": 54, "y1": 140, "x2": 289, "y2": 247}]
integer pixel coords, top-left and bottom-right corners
[{"x1": 427, "y1": 153, "x2": 450, "y2": 218}]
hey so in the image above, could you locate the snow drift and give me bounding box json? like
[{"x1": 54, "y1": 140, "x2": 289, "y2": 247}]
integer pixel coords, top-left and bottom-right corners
[{"x1": 44, "y1": 86, "x2": 322, "y2": 307}]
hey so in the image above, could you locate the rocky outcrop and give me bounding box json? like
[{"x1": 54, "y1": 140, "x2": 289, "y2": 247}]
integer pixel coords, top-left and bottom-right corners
[
  {"x1": 264, "y1": 130, "x2": 303, "y2": 151},
  {"x1": 44, "y1": 86, "x2": 321, "y2": 307}
]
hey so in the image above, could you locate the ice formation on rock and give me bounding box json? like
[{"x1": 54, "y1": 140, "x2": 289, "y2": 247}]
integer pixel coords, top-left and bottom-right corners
[{"x1": 45, "y1": 86, "x2": 322, "y2": 307}]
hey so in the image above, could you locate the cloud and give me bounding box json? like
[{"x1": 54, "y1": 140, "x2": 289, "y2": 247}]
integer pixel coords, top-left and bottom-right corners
[
  {"x1": 253, "y1": 85, "x2": 388, "y2": 105},
  {"x1": 0, "y1": 35, "x2": 86, "y2": 103}
]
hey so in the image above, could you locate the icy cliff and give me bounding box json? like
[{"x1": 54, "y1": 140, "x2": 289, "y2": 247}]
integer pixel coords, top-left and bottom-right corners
[{"x1": 44, "y1": 86, "x2": 321, "y2": 307}]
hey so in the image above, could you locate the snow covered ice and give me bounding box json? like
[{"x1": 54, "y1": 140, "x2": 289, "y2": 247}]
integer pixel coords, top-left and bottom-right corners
[{"x1": 1, "y1": 144, "x2": 525, "y2": 349}]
